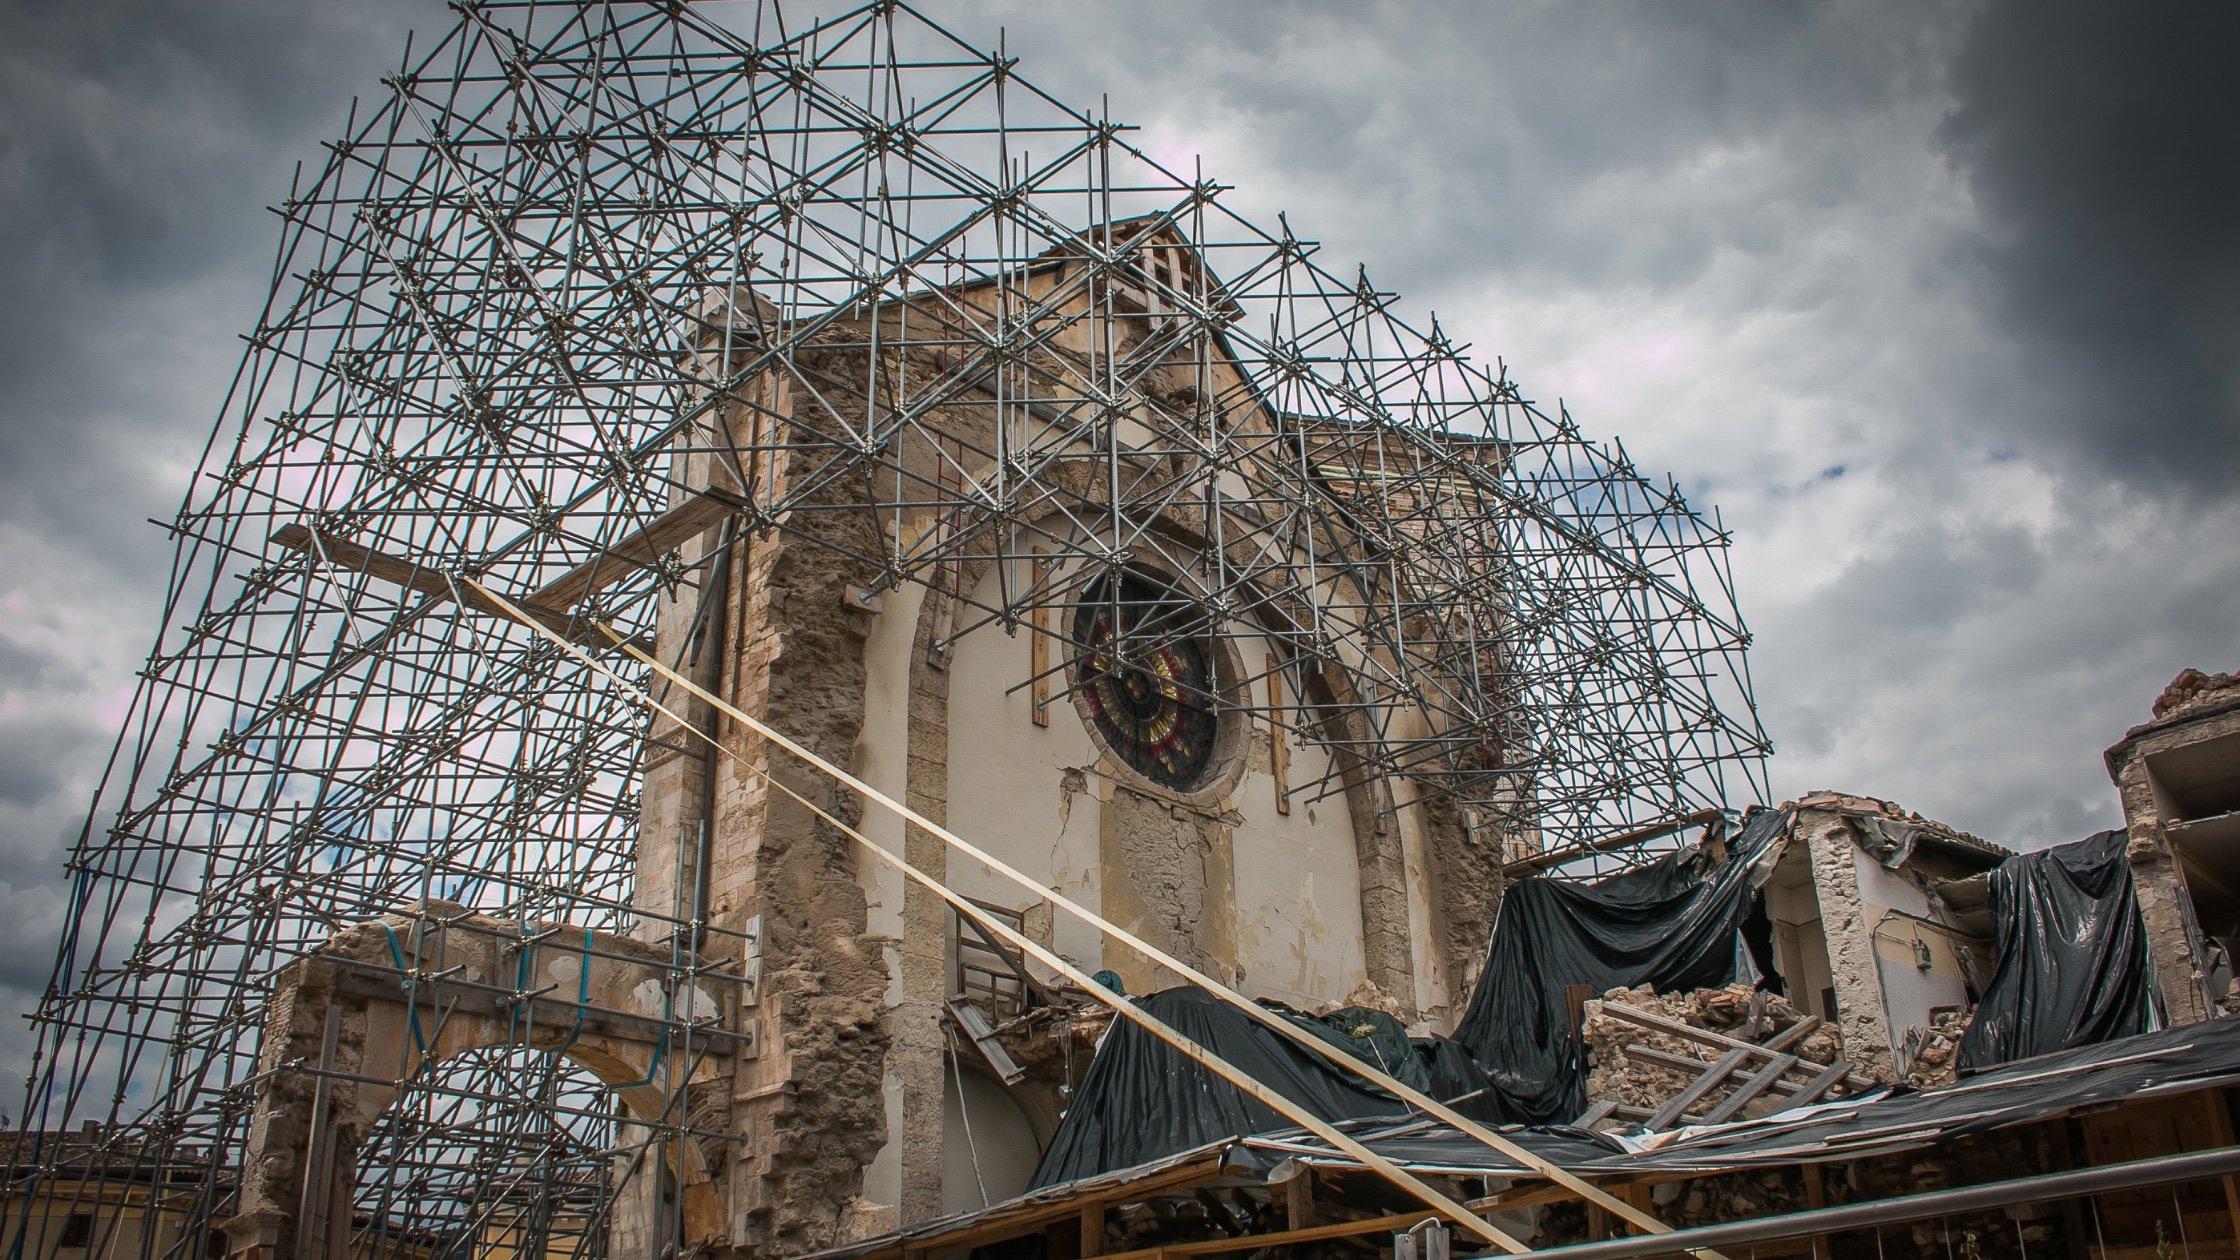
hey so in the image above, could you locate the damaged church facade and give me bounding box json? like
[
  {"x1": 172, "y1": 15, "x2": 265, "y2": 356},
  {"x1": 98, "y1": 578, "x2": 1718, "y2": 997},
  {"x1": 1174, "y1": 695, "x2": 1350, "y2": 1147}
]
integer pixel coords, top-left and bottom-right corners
[
  {"x1": 613, "y1": 230, "x2": 1539, "y2": 1246},
  {"x1": 10, "y1": 5, "x2": 2240, "y2": 1260}
]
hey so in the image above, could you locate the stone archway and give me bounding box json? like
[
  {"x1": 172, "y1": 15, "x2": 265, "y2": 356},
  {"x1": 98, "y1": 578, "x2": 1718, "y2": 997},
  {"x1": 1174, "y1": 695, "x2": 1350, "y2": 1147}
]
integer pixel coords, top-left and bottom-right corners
[{"x1": 220, "y1": 900, "x2": 746, "y2": 1260}]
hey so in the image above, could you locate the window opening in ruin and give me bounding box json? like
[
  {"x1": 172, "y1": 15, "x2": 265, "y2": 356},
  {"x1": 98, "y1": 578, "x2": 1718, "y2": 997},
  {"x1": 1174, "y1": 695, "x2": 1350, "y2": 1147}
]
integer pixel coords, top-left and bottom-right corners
[
  {"x1": 1072, "y1": 571, "x2": 1222, "y2": 790},
  {"x1": 56, "y1": 1212, "x2": 91, "y2": 1248},
  {"x1": 2148, "y1": 731, "x2": 2240, "y2": 959},
  {"x1": 2146, "y1": 729, "x2": 2240, "y2": 828}
]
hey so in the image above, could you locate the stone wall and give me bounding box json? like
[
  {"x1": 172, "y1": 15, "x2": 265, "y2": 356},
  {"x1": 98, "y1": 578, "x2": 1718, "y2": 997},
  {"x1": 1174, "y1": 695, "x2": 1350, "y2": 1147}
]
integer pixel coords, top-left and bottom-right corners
[
  {"x1": 709, "y1": 350, "x2": 895, "y2": 1256},
  {"x1": 2107, "y1": 668, "x2": 2240, "y2": 1028}
]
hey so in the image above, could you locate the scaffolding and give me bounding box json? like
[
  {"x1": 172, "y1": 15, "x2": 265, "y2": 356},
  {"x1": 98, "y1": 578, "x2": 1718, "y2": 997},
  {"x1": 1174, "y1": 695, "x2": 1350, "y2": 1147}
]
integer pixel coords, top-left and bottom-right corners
[{"x1": 9, "y1": 2, "x2": 1769, "y2": 1255}]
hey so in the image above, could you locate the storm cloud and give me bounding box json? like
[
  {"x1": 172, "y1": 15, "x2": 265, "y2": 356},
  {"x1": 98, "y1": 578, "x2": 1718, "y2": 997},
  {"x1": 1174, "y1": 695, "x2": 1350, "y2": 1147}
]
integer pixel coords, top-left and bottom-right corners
[{"x1": 1941, "y1": 0, "x2": 2240, "y2": 493}]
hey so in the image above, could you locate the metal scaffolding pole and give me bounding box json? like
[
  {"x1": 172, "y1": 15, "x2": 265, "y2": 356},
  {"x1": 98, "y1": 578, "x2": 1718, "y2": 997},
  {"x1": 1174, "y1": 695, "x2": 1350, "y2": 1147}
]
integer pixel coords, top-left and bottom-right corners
[{"x1": 10, "y1": 3, "x2": 1769, "y2": 1255}]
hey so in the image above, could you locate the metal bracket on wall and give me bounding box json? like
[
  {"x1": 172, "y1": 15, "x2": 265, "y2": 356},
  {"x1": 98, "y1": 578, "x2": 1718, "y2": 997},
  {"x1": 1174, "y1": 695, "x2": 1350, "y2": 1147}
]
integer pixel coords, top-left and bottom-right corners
[{"x1": 741, "y1": 913, "x2": 763, "y2": 1009}]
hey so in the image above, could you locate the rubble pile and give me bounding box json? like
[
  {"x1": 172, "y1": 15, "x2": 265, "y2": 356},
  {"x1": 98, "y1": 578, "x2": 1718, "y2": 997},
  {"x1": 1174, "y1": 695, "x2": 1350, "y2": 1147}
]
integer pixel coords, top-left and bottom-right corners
[
  {"x1": 1902, "y1": 1005, "x2": 1975, "y2": 1090},
  {"x1": 2152, "y1": 667, "x2": 2240, "y2": 719},
  {"x1": 1582, "y1": 984, "x2": 1845, "y2": 1122}
]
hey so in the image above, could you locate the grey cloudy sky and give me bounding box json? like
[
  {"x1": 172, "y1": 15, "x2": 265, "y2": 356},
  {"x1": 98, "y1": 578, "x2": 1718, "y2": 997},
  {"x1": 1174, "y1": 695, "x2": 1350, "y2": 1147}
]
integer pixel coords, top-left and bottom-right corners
[{"x1": 0, "y1": 0, "x2": 2234, "y2": 1082}]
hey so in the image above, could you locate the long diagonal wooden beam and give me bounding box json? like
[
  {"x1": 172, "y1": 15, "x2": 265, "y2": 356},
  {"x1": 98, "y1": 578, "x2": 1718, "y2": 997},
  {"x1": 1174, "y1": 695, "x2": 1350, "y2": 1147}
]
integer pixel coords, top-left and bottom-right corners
[
  {"x1": 462, "y1": 577, "x2": 1525, "y2": 1251},
  {"x1": 463, "y1": 575, "x2": 1707, "y2": 1255}
]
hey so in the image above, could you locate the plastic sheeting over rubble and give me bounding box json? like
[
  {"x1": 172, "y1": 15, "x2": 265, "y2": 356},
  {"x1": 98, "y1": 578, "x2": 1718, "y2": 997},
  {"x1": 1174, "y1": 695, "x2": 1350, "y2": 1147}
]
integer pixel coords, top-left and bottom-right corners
[
  {"x1": 1449, "y1": 807, "x2": 1793, "y2": 1123},
  {"x1": 1027, "y1": 988, "x2": 1500, "y2": 1189},
  {"x1": 1241, "y1": 1012, "x2": 2240, "y2": 1179},
  {"x1": 1956, "y1": 828, "x2": 2162, "y2": 1073}
]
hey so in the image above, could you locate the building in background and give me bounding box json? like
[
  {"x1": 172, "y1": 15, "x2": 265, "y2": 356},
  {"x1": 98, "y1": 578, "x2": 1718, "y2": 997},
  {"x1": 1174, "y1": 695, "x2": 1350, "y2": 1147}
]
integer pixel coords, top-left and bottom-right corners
[{"x1": 2109, "y1": 669, "x2": 2240, "y2": 1025}]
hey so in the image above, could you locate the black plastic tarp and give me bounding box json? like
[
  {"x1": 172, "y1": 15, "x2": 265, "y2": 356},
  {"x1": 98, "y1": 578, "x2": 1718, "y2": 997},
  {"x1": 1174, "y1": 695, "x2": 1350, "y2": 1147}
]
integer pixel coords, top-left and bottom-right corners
[
  {"x1": 1028, "y1": 988, "x2": 1500, "y2": 1189},
  {"x1": 1450, "y1": 807, "x2": 1792, "y2": 1125},
  {"x1": 1245, "y1": 1011, "x2": 2240, "y2": 1180},
  {"x1": 1956, "y1": 828, "x2": 2161, "y2": 1073}
]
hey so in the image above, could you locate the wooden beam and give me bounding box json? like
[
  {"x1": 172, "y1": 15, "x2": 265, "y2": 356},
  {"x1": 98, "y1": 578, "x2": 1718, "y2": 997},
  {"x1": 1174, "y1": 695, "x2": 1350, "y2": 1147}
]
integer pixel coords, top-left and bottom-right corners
[
  {"x1": 1800, "y1": 1164, "x2": 1828, "y2": 1260},
  {"x1": 526, "y1": 486, "x2": 745, "y2": 611},
  {"x1": 1646, "y1": 1046, "x2": 1751, "y2": 1130},
  {"x1": 272, "y1": 524, "x2": 602, "y2": 648},
  {"x1": 2205, "y1": 1087, "x2": 2240, "y2": 1253},
  {"x1": 274, "y1": 523, "x2": 450, "y2": 602},
  {"x1": 1624, "y1": 1045, "x2": 1806, "y2": 1098},
  {"x1": 1604, "y1": 1005, "x2": 1874, "y2": 1090},
  {"x1": 1094, "y1": 1208, "x2": 1477, "y2": 1260},
  {"x1": 853, "y1": 1156, "x2": 1231, "y2": 1260},
  {"x1": 1471, "y1": 1181, "x2": 1590, "y2": 1216},
  {"x1": 1700, "y1": 1053, "x2": 1800, "y2": 1125},
  {"x1": 1565, "y1": 984, "x2": 1598, "y2": 1031},
  {"x1": 1278, "y1": 1164, "x2": 1315, "y2": 1231},
  {"x1": 1761, "y1": 1015, "x2": 1823, "y2": 1054},
  {"x1": 1080, "y1": 1202, "x2": 1107, "y2": 1259},
  {"x1": 1501, "y1": 808, "x2": 1725, "y2": 878},
  {"x1": 1573, "y1": 1099, "x2": 1621, "y2": 1131},
  {"x1": 1775, "y1": 1060, "x2": 1854, "y2": 1111}
]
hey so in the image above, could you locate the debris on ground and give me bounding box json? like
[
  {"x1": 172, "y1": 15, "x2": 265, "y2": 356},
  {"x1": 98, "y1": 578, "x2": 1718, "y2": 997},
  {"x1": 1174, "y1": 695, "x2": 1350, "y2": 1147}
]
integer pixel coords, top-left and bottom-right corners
[
  {"x1": 1581, "y1": 983, "x2": 1852, "y2": 1127},
  {"x1": 1903, "y1": 1005, "x2": 1975, "y2": 1090}
]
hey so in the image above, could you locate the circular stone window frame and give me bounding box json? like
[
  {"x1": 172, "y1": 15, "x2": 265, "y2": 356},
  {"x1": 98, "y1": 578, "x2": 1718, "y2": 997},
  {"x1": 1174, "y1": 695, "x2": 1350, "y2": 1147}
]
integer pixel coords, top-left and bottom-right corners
[{"x1": 1064, "y1": 558, "x2": 1255, "y2": 812}]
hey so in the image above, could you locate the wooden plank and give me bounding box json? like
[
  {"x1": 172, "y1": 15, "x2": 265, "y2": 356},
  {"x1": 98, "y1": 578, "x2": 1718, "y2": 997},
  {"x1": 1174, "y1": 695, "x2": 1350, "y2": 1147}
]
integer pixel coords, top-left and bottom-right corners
[
  {"x1": 2206, "y1": 1087, "x2": 2240, "y2": 1253},
  {"x1": 1647, "y1": 1046, "x2": 1751, "y2": 1130},
  {"x1": 1472, "y1": 1181, "x2": 1590, "y2": 1216},
  {"x1": 1624, "y1": 1044, "x2": 1802, "y2": 1097},
  {"x1": 1079, "y1": 1203, "x2": 1106, "y2": 1259},
  {"x1": 1700, "y1": 1053, "x2": 1800, "y2": 1126},
  {"x1": 1566, "y1": 984, "x2": 1598, "y2": 1031},
  {"x1": 1501, "y1": 808, "x2": 1725, "y2": 878},
  {"x1": 880, "y1": 1156, "x2": 1230, "y2": 1259},
  {"x1": 1093, "y1": 1208, "x2": 1477, "y2": 1260},
  {"x1": 1772, "y1": 1060, "x2": 1853, "y2": 1112},
  {"x1": 1605, "y1": 1005, "x2": 1872, "y2": 1090},
  {"x1": 273, "y1": 524, "x2": 603, "y2": 648},
  {"x1": 526, "y1": 488, "x2": 742, "y2": 611},
  {"x1": 1800, "y1": 1164, "x2": 1828, "y2": 1260},
  {"x1": 1572, "y1": 1099, "x2": 1621, "y2": 1130},
  {"x1": 274, "y1": 523, "x2": 449, "y2": 601},
  {"x1": 1761, "y1": 1015, "x2": 1823, "y2": 1054},
  {"x1": 1277, "y1": 1164, "x2": 1314, "y2": 1231}
]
